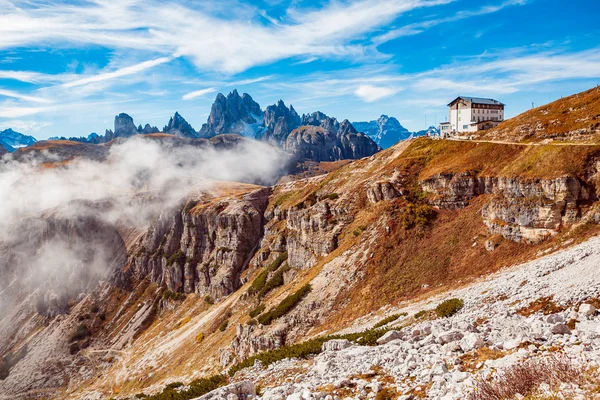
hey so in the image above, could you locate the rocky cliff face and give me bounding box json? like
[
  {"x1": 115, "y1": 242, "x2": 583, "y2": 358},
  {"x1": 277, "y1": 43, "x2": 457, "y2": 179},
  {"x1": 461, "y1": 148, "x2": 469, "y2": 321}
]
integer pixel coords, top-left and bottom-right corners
[
  {"x1": 199, "y1": 90, "x2": 263, "y2": 138},
  {"x1": 163, "y1": 112, "x2": 198, "y2": 138},
  {"x1": 420, "y1": 172, "x2": 592, "y2": 243},
  {"x1": 120, "y1": 188, "x2": 271, "y2": 298},
  {"x1": 283, "y1": 119, "x2": 379, "y2": 162}
]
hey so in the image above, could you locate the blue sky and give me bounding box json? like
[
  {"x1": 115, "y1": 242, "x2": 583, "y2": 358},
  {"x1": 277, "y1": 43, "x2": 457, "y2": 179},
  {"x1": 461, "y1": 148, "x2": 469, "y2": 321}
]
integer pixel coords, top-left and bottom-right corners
[{"x1": 0, "y1": 0, "x2": 599, "y2": 138}]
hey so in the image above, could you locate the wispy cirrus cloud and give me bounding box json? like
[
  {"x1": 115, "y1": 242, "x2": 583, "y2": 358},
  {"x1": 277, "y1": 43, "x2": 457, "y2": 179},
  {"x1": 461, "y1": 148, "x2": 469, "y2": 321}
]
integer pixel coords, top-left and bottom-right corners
[
  {"x1": 61, "y1": 56, "x2": 173, "y2": 88},
  {"x1": 182, "y1": 87, "x2": 216, "y2": 100},
  {"x1": 0, "y1": 89, "x2": 52, "y2": 103},
  {"x1": 0, "y1": 0, "x2": 452, "y2": 74},
  {"x1": 373, "y1": 0, "x2": 528, "y2": 44},
  {"x1": 354, "y1": 85, "x2": 400, "y2": 102}
]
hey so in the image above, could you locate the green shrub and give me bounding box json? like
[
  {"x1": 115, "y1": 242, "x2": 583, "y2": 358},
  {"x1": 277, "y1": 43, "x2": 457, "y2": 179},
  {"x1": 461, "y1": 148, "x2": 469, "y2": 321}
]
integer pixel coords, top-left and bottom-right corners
[
  {"x1": 184, "y1": 200, "x2": 198, "y2": 213},
  {"x1": 69, "y1": 342, "x2": 80, "y2": 355},
  {"x1": 204, "y1": 295, "x2": 214, "y2": 305},
  {"x1": 219, "y1": 320, "x2": 229, "y2": 332},
  {"x1": 414, "y1": 310, "x2": 428, "y2": 319},
  {"x1": 435, "y1": 298, "x2": 464, "y2": 318},
  {"x1": 247, "y1": 319, "x2": 258, "y2": 326},
  {"x1": 257, "y1": 264, "x2": 290, "y2": 299},
  {"x1": 134, "y1": 374, "x2": 227, "y2": 400},
  {"x1": 325, "y1": 193, "x2": 339, "y2": 200},
  {"x1": 373, "y1": 313, "x2": 407, "y2": 329},
  {"x1": 257, "y1": 284, "x2": 311, "y2": 325},
  {"x1": 165, "y1": 382, "x2": 184, "y2": 390},
  {"x1": 69, "y1": 323, "x2": 91, "y2": 343},
  {"x1": 166, "y1": 250, "x2": 186, "y2": 267},
  {"x1": 249, "y1": 304, "x2": 266, "y2": 318},
  {"x1": 91, "y1": 305, "x2": 99, "y2": 313},
  {"x1": 162, "y1": 290, "x2": 186, "y2": 302},
  {"x1": 248, "y1": 252, "x2": 288, "y2": 295}
]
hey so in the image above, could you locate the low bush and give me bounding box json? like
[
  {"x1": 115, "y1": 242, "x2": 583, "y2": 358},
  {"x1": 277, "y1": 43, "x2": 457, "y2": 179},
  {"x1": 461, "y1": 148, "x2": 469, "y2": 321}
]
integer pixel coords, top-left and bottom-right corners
[
  {"x1": 166, "y1": 250, "x2": 186, "y2": 267},
  {"x1": 325, "y1": 193, "x2": 339, "y2": 200},
  {"x1": 69, "y1": 342, "x2": 80, "y2": 355},
  {"x1": 468, "y1": 355, "x2": 583, "y2": 400},
  {"x1": 165, "y1": 382, "x2": 183, "y2": 390},
  {"x1": 162, "y1": 290, "x2": 186, "y2": 302},
  {"x1": 373, "y1": 313, "x2": 407, "y2": 329},
  {"x1": 414, "y1": 310, "x2": 428, "y2": 319},
  {"x1": 69, "y1": 323, "x2": 91, "y2": 343},
  {"x1": 219, "y1": 320, "x2": 229, "y2": 332},
  {"x1": 248, "y1": 252, "x2": 288, "y2": 295},
  {"x1": 257, "y1": 264, "x2": 291, "y2": 299},
  {"x1": 249, "y1": 304, "x2": 266, "y2": 318},
  {"x1": 195, "y1": 332, "x2": 205, "y2": 344},
  {"x1": 204, "y1": 295, "x2": 214, "y2": 305},
  {"x1": 435, "y1": 298, "x2": 464, "y2": 318},
  {"x1": 257, "y1": 284, "x2": 311, "y2": 325},
  {"x1": 184, "y1": 200, "x2": 198, "y2": 213},
  {"x1": 135, "y1": 374, "x2": 228, "y2": 400}
]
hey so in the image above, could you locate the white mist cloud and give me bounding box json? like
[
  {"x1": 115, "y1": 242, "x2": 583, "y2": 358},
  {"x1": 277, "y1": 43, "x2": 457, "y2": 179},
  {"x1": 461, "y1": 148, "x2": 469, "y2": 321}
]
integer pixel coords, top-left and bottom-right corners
[{"x1": 0, "y1": 136, "x2": 289, "y2": 315}]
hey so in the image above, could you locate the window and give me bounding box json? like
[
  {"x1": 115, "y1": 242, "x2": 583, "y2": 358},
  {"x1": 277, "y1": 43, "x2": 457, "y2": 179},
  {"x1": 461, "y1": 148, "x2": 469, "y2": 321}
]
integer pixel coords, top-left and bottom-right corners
[{"x1": 463, "y1": 125, "x2": 469, "y2": 129}]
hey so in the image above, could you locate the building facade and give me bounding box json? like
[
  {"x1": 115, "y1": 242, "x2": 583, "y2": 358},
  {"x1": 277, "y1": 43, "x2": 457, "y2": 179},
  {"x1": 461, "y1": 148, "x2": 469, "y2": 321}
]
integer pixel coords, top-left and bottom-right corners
[{"x1": 444, "y1": 96, "x2": 505, "y2": 134}]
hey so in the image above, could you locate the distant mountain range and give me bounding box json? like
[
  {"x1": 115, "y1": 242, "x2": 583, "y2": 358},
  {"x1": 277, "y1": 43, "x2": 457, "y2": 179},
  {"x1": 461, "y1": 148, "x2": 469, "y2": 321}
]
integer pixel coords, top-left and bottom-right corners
[
  {"x1": 353, "y1": 115, "x2": 439, "y2": 149},
  {"x1": 1, "y1": 90, "x2": 435, "y2": 159},
  {"x1": 0, "y1": 129, "x2": 37, "y2": 152}
]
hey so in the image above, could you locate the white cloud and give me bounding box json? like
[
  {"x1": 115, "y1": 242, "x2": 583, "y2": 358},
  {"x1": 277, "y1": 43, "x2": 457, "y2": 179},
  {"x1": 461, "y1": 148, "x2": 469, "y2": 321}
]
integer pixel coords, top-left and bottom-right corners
[
  {"x1": 0, "y1": 89, "x2": 52, "y2": 103},
  {"x1": 354, "y1": 85, "x2": 399, "y2": 102},
  {"x1": 373, "y1": 0, "x2": 528, "y2": 44},
  {"x1": 0, "y1": 70, "x2": 67, "y2": 84},
  {"x1": 0, "y1": 0, "x2": 452, "y2": 74},
  {"x1": 0, "y1": 119, "x2": 51, "y2": 133},
  {"x1": 182, "y1": 87, "x2": 216, "y2": 100},
  {"x1": 61, "y1": 56, "x2": 173, "y2": 88}
]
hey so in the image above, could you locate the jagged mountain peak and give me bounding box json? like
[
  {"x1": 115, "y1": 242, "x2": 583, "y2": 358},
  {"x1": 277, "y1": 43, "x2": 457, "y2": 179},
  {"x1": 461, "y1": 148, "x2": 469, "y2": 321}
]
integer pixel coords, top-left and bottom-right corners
[
  {"x1": 0, "y1": 128, "x2": 38, "y2": 152},
  {"x1": 164, "y1": 111, "x2": 197, "y2": 138},
  {"x1": 199, "y1": 90, "x2": 263, "y2": 138}
]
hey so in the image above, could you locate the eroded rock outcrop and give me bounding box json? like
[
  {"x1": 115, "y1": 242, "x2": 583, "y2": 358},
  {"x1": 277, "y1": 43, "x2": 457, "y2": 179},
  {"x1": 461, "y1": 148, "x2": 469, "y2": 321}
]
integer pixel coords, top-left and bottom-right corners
[
  {"x1": 421, "y1": 172, "x2": 592, "y2": 242},
  {"x1": 122, "y1": 188, "x2": 271, "y2": 298}
]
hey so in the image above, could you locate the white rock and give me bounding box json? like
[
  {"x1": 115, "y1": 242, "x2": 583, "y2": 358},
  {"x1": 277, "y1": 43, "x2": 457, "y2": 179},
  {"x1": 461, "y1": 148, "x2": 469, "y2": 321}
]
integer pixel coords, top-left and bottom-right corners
[
  {"x1": 376, "y1": 330, "x2": 402, "y2": 344},
  {"x1": 452, "y1": 371, "x2": 469, "y2": 383},
  {"x1": 579, "y1": 303, "x2": 596, "y2": 316},
  {"x1": 430, "y1": 361, "x2": 449, "y2": 376},
  {"x1": 460, "y1": 333, "x2": 484, "y2": 352},
  {"x1": 322, "y1": 339, "x2": 353, "y2": 352}
]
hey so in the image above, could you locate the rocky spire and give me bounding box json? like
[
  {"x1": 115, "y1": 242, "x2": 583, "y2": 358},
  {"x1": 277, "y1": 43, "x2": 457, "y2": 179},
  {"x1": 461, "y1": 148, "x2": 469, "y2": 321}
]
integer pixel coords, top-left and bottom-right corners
[
  {"x1": 198, "y1": 90, "x2": 263, "y2": 138},
  {"x1": 163, "y1": 112, "x2": 197, "y2": 138}
]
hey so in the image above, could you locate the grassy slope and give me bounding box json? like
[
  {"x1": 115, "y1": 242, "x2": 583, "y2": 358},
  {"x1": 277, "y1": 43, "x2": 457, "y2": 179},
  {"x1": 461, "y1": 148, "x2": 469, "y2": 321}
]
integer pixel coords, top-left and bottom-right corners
[{"x1": 474, "y1": 86, "x2": 600, "y2": 143}]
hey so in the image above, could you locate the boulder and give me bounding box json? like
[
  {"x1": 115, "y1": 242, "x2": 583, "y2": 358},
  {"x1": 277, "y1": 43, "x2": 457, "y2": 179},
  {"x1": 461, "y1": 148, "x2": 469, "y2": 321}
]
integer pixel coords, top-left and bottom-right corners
[
  {"x1": 377, "y1": 330, "x2": 402, "y2": 344},
  {"x1": 550, "y1": 323, "x2": 571, "y2": 335},
  {"x1": 192, "y1": 380, "x2": 255, "y2": 400},
  {"x1": 578, "y1": 303, "x2": 596, "y2": 316},
  {"x1": 322, "y1": 339, "x2": 353, "y2": 352}
]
